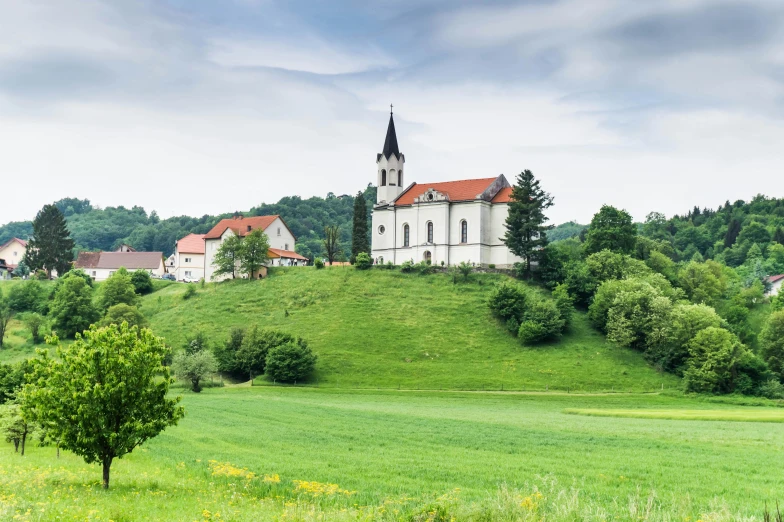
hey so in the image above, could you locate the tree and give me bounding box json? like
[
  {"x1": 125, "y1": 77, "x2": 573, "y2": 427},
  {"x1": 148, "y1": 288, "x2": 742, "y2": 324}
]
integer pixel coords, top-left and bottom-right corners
[
  {"x1": 265, "y1": 340, "x2": 317, "y2": 383},
  {"x1": 724, "y1": 218, "x2": 742, "y2": 248},
  {"x1": 239, "y1": 229, "x2": 270, "y2": 279},
  {"x1": 354, "y1": 252, "x2": 372, "y2": 270},
  {"x1": 351, "y1": 191, "x2": 370, "y2": 263},
  {"x1": 23, "y1": 313, "x2": 47, "y2": 344},
  {"x1": 49, "y1": 271, "x2": 99, "y2": 339},
  {"x1": 0, "y1": 401, "x2": 34, "y2": 455},
  {"x1": 774, "y1": 226, "x2": 784, "y2": 245},
  {"x1": 130, "y1": 270, "x2": 154, "y2": 295},
  {"x1": 23, "y1": 324, "x2": 184, "y2": 488},
  {"x1": 605, "y1": 285, "x2": 672, "y2": 351},
  {"x1": 212, "y1": 234, "x2": 243, "y2": 280},
  {"x1": 502, "y1": 170, "x2": 554, "y2": 274},
  {"x1": 171, "y1": 350, "x2": 217, "y2": 392},
  {"x1": 646, "y1": 303, "x2": 723, "y2": 374},
  {"x1": 517, "y1": 297, "x2": 565, "y2": 344},
  {"x1": 214, "y1": 327, "x2": 245, "y2": 375},
  {"x1": 488, "y1": 282, "x2": 527, "y2": 332},
  {"x1": 0, "y1": 296, "x2": 12, "y2": 349},
  {"x1": 11, "y1": 260, "x2": 30, "y2": 279},
  {"x1": 100, "y1": 304, "x2": 148, "y2": 329},
  {"x1": 236, "y1": 327, "x2": 296, "y2": 381},
  {"x1": 552, "y1": 284, "x2": 574, "y2": 328},
  {"x1": 323, "y1": 225, "x2": 342, "y2": 265},
  {"x1": 678, "y1": 261, "x2": 726, "y2": 306},
  {"x1": 583, "y1": 205, "x2": 637, "y2": 255},
  {"x1": 760, "y1": 310, "x2": 784, "y2": 381},
  {"x1": 23, "y1": 204, "x2": 75, "y2": 278},
  {"x1": 7, "y1": 280, "x2": 46, "y2": 314},
  {"x1": 683, "y1": 327, "x2": 751, "y2": 394},
  {"x1": 99, "y1": 268, "x2": 138, "y2": 312}
]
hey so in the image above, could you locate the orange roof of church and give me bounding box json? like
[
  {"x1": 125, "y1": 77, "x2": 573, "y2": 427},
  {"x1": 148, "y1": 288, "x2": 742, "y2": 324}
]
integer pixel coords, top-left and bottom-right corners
[
  {"x1": 394, "y1": 178, "x2": 500, "y2": 206},
  {"x1": 176, "y1": 233, "x2": 206, "y2": 254},
  {"x1": 204, "y1": 215, "x2": 281, "y2": 240},
  {"x1": 491, "y1": 187, "x2": 514, "y2": 203}
]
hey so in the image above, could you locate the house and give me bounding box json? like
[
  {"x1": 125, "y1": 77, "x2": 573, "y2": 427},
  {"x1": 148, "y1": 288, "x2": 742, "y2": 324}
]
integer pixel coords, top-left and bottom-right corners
[
  {"x1": 767, "y1": 274, "x2": 784, "y2": 297},
  {"x1": 173, "y1": 233, "x2": 206, "y2": 281},
  {"x1": 115, "y1": 244, "x2": 137, "y2": 252},
  {"x1": 203, "y1": 215, "x2": 306, "y2": 281},
  {"x1": 371, "y1": 112, "x2": 523, "y2": 268},
  {"x1": 165, "y1": 254, "x2": 175, "y2": 273},
  {"x1": 0, "y1": 238, "x2": 27, "y2": 272},
  {"x1": 0, "y1": 258, "x2": 11, "y2": 279},
  {"x1": 74, "y1": 251, "x2": 165, "y2": 281}
]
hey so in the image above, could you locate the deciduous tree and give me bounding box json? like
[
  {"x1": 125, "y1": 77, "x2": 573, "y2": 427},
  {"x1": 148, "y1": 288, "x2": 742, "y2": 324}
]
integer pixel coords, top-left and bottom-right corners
[
  {"x1": 583, "y1": 205, "x2": 637, "y2": 255},
  {"x1": 99, "y1": 267, "x2": 138, "y2": 312},
  {"x1": 172, "y1": 350, "x2": 217, "y2": 392},
  {"x1": 323, "y1": 225, "x2": 342, "y2": 265},
  {"x1": 239, "y1": 229, "x2": 270, "y2": 279},
  {"x1": 212, "y1": 234, "x2": 243, "y2": 280}
]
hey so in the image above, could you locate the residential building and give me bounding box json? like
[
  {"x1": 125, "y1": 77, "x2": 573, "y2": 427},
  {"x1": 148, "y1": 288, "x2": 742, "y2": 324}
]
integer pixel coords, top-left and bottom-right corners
[
  {"x1": 0, "y1": 238, "x2": 27, "y2": 272},
  {"x1": 767, "y1": 274, "x2": 784, "y2": 297},
  {"x1": 173, "y1": 233, "x2": 206, "y2": 281},
  {"x1": 74, "y1": 251, "x2": 165, "y2": 281}
]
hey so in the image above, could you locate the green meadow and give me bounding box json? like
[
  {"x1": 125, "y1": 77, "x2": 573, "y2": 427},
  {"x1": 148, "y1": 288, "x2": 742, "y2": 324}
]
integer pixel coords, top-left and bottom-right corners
[{"x1": 1, "y1": 388, "x2": 783, "y2": 521}]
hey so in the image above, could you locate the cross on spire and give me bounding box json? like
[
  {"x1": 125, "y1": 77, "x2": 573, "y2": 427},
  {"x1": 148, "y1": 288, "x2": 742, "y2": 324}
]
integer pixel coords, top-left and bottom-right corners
[{"x1": 390, "y1": 103, "x2": 393, "y2": 115}]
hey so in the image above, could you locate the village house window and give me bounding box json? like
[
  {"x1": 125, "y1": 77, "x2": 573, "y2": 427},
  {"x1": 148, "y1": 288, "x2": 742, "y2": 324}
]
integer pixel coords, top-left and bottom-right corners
[
  {"x1": 277, "y1": 228, "x2": 281, "y2": 236},
  {"x1": 247, "y1": 225, "x2": 252, "y2": 232},
  {"x1": 185, "y1": 257, "x2": 192, "y2": 263},
  {"x1": 403, "y1": 224, "x2": 410, "y2": 247},
  {"x1": 427, "y1": 222, "x2": 433, "y2": 243},
  {"x1": 285, "y1": 243, "x2": 289, "y2": 251},
  {"x1": 460, "y1": 220, "x2": 468, "y2": 243},
  {"x1": 185, "y1": 271, "x2": 192, "y2": 278}
]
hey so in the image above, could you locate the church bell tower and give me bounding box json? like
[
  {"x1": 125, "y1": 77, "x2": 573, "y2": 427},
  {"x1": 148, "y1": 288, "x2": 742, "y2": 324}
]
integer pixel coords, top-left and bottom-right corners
[{"x1": 376, "y1": 107, "x2": 405, "y2": 205}]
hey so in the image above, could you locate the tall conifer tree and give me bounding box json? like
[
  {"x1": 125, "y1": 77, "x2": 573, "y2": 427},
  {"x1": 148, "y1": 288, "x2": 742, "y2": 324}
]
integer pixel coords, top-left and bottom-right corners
[
  {"x1": 502, "y1": 170, "x2": 554, "y2": 274},
  {"x1": 24, "y1": 204, "x2": 74, "y2": 278},
  {"x1": 351, "y1": 192, "x2": 369, "y2": 263}
]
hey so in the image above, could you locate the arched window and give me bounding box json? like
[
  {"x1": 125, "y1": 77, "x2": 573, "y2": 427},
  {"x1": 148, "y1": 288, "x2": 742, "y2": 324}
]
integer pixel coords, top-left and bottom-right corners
[
  {"x1": 423, "y1": 250, "x2": 432, "y2": 264},
  {"x1": 460, "y1": 220, "x2": 468, "y2": 243},
  {"x1": 381, "y1": 169, "x2": 387, "y2": 186},
  {"x1": 398, "y1": 170, "x2": 403, "y2": 186},
  {"x1": 403, "y1": 224, "x2": 410, "y2": 247},
  {"x1": 389, "y1": 169, "x2": 396, "y2": 186},
  {"x1": 427, "y1": 221, "x2": 433, "y2": 243}
]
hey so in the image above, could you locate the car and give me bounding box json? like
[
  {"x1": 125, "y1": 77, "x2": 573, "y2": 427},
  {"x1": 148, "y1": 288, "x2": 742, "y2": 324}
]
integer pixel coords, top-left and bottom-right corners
[{"x1": 161, "y1": 273, "x2": 176, "y2": 281}]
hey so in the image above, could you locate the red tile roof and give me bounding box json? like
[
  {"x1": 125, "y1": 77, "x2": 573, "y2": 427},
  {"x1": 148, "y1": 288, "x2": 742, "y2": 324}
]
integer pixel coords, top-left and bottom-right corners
[
  {"x1": 268, "y1": 248, "x2": 308, "y2": 261},
  {"x1": 490, "y1": 186, "x2": 514, "y2": 203},
  {"x1": 75, "y1": 251, "x2": 163, "y2": 270},
  {"x1": 768, "y1": 274, "x2": 784, "y2": 284},
  {"x1": 0, "y1": 237, "x2": 27, "y2": 250},
  {"x1": 204, "y1": 215, "x2": 281, "y2": 240},
  {"x1": 394, "y1": 178, "x2": 502, "y2": 206},
  {"x1": 177, "y1": 233, "x2": 206, "y2": 254}
]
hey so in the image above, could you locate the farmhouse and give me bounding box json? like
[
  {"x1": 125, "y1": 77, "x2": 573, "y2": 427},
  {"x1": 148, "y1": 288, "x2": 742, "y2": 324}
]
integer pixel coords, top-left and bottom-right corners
[
  {"x1": 203, "y1": 215, "x2": 306, "y2": 281},
  {"x1": 172, "y1": 233, "x2": 206, "y2": 281},
  {"x1": 371, "y1": 112, "x2": 523, "y2": 268},
  {"x1": 74, "y1": 251, "x2": 165, "y2": 281},
  {"x1": 0, "y1": 238, "x2": 27, "y2": 272},
  {"x1": 767, "y1": 274, "x2": 784, "y2": 297}
]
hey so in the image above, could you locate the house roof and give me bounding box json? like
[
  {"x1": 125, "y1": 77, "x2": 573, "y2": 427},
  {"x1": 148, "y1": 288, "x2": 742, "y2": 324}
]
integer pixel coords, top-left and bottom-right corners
[
  {"x1": 491, "y1": 186, "x2": 514, "y2": 203},
  {"x1": 268, "y1": 248, "x2": 308, "y2": 261},
  {"x1": 394, "y1": 177, "x2": 503, "y2": 206},
  {"x1": 176, "y1": 233, "x2": 206, "y2": 254},
  {"x1": 75, "y1": 251, "x2": 163, "y2": 270},
  {"x1": 203, "y1": 215, "x2": 281, "y2": 240},
  {"x1": 0, "y1": 237, "x2": 27, "y2": 250},
  {"x1": 767, "y1": 274, "x2": 784, "y2": 284}
]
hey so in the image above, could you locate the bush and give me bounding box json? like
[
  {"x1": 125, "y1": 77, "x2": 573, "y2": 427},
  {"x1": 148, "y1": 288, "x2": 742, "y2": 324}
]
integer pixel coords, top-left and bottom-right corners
[
  {"x1": 237, "y1": 328, "x2": 297, "y2": 379},
  {"x1": 354, "y1": 252, "x2": 372, "y2": 270},
  {"x1": 184, "y1": 332, "x2": 209, "y2": 355},
  {"x1": 7, "y1": 280, "x2": 46, "y2": 314},
  {"x1": 400, "y1": 260, "x2": 415, "y2": 273},
  {"x1": 99, "y1": 268, "x2": 138, "y2": 312},
  {"x1": 517, "y1": 297, "x2": 565, "y2": 344},
  {"x1": 314, "y1": 258, "x2": 325, "y2": 269},
  {"x1": 265, "y1": 340, "x2": 317, "y2": 383},
  {"x1": 758, "y1": 379, "x2": 784, "y2": 399},
  {"x1": 552, "y1": 284, "x2": 574, "y2": 328},
  {"x1": 183, "y1": 284, "x2": 197, "y2": 300},
  {"x1": 100, "y1": 304, "x2": 148, "y2": 329},
  {"x1": 488, "y1": 283, "x2": 527, "y2": 324},
  {"x1": 214, "y1": 327, "x2": 245, "y2": 375},
  {"x1": 130, "y1": 270, "x2": 154, "y2": 295},
  {"x1": 49, "y1": 272, "x2": 99, "y2": 339},
  {"x1": 683, "y1": 327, "x2": 754, "y2": 394},
  {"x1": 172, "y1": 350, "x2": 218, "y2": 392},
  {"x1": 760, "y1": 310, "x2": 784, "y2": 381},
  {"x1": 488, "y1": 264, "x2": 496, "y2": 269},
  {"x1": 22, "y1": 313, "x2": 47, "y2": 344},
  {"x1": 458, "y1": 261, "x2": 473, "y2": 281},
  {"x1": 34, "y1": 270, "x2": 48, "y2": 281},
  {"x1": 416, "y1": 261, "x2": 435, "y2": 275}
]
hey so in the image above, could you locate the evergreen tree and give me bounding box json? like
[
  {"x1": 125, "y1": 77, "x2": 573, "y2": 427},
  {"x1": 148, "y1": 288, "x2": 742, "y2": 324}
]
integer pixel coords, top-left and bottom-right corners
[
  {"x1": 24, "y1": 204, "x2": 75, "y2": 278},
  {"x1": 583, "y1": 205, "x2": 637, "y2": 255},
  {"x1": 502, "y1": 170, "x2": 554, "y2": 274},
  {"x1": 773, "y1": 226, "x2": 784, "y2": 245},
  {"x1": 724, "y1": 218, "x2": 742, "y2": 248},
  {"x1": 351, "y1": 191, "x2": 369, "y2": 263}
]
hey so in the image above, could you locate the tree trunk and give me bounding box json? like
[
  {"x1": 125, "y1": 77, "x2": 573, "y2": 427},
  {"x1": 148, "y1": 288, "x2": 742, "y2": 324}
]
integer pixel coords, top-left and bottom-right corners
[
  {"x1": 57, "y1": 442, "x2": 60, "y2": 459},
  {"x1": 102, "y1": 458, "x2": 112, "y2": 489},
  {"x1": 20, "y1": 430, "x2": 27, "y2": 456},
  {"x1": 13, "y1": 439, "x2": 19, "y2": 452}
]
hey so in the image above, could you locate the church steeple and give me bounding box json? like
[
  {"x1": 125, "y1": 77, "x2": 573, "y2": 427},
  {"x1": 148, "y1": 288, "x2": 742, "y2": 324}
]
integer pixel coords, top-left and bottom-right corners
[{"x1": 376, "y1": 106, "x2": 406, "y2": 206}]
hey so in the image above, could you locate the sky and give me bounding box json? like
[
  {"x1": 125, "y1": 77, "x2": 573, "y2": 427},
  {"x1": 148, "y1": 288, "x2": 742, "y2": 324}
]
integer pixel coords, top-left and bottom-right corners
[{"x1": 1, "y1": 0, "x2": 783, "y2": 226}]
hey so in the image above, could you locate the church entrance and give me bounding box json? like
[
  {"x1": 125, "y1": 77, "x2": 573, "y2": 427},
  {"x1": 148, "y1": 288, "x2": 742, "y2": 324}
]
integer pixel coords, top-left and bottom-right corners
[{"x1": 423, "y1": 250, "x2": 432, "y2": 264}]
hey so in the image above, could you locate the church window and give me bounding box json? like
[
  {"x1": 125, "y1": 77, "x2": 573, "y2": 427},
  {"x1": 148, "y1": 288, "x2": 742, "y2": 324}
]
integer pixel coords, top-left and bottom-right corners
[
  {"x1": 389, "y1": 169, "x2": 396, "y2": 186},
  {"x1": 378, "y1": 225, "x2": 386, "y2": 235},
  {"x1": 381, "y1": 169, "x2": 387, "y2": 186},
  {"x1": 403, "y1": 224, "x2": 410, "y2": 247},
  {"x1": 398, "y1": 170, "x2": 403, "y2": 186},
  {"x1": 427, "y1": 222, "x2": 433, "y2": 243},
  {"x1": 460, "y1": 220, "x2": 468, "y2": 243}
]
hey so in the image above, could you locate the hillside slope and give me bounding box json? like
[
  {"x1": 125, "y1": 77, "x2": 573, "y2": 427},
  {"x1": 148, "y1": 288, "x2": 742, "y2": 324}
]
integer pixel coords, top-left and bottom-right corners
[{"x1": 142, "y1": 268, "x2": 679, "y2": 391}]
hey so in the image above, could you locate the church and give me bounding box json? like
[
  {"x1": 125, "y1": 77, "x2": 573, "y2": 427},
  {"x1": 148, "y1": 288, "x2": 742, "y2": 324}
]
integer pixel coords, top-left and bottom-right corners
[{"x1": 371, "y1": 112, "x2": 524, "y2": 268}]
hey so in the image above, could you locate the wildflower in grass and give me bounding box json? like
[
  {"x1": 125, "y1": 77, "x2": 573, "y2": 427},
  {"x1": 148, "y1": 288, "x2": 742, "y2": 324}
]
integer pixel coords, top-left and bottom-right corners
[
  {"x1": 262, "y1": 474, "x2": 280, "y2": 483},
  {"x1": 208, "y1": 461, "x2": 256, "y2": 480},
  {"x1": 292, "y1": 480, "x2": 355, "y2": 497}
]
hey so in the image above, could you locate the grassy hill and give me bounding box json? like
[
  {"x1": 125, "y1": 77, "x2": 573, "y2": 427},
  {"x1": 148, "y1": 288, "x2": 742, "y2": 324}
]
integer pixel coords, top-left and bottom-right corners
[{"x1": 142, "y1": 268, "x2": 679, "y2": 392}]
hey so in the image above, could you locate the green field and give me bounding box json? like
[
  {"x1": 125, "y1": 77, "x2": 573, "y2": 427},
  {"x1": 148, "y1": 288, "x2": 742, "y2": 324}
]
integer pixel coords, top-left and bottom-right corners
[
  {"x1": 140, "y1": 268, "x2": 679, "y2": 392},
  {"x1": 565, "y1": 407, "x2": 784, "y2": 422},
  {"x1": 2, "y1": 387, "x2": 783, "y2": 521}
]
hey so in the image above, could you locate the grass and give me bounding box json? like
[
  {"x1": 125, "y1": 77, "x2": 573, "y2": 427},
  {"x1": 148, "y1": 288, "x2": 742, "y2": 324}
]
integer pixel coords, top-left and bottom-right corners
[
  {"x1": 565, "y1": 407, "x2": 784, "y2": 422},
  {"x1": 1, "y1": 387, "x2": 782, "y2": 521},
  {"x1": 141, "y1": 268, "x2": 679, "y2": 392}
]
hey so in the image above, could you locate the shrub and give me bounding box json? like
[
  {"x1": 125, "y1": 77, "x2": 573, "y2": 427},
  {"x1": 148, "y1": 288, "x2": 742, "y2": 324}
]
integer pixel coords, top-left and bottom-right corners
[
  {"x1": 99, "y1": 268, "x2": 138, "y2": 312},
  {"x1": 184, "y1": 332, "x2": 209, "y2": 355},
  {"x1": 183, "y1": 284, "x2": 197, "y2": 300},
  {"x1": 130, "y1": 270, "x2": 154, "y2": 295},
  {"x1": 100, "y1": 304, "x2": 148, "y2": 329},
  {"x1": 488, "y1": 283, "x2": 527, "y2": 324},
  {"x1": 265, "y1": 340, "x2": 317, "y2": 383},
  {"x1": 458, "y1": 261, "x2": 473, "y2": 281},
  {"x1": 416, "y1": 261, "x2": 435, "y2": 275},
  {"x1": 517, "y1": 297, "x2": 565, "y2": 344},
  {"x1": 237, "y1": 328, "x2": 297, "y2": 379},
  {"x1": 172, "y1": 350, "x2": 217, "y2": 393},
  {"x1": 683, "y1": 327, "x2": 753, "y2": 394},
  {"x1": 7, "y1": 280, "x2": 47, "y2": 314},
  {"x1": 760, "y1": 310, "x2": 784, "y2": 381},
  {"x1": 401, "y1": 260, "x2": 415, "y2": 273},
  {"x1": 552, "y1": 284, "x2": 574, "y2": 328},
  {"x1": 646, "y1": 303, "x2": 723, "y2": 374},
  {"x1": 49, "y1": 272, "x2": 99, "y2": 339},
  {"x1": 314, "y1": 258, "x2": 325, "y2": 269},
  {"x1": 758, "y1": 379, "x2": 784, "y2": 399},
  {"x1": 34, "y1": 270, "x2": 48, "y2": 281},
  {"x1": 488, "y1": 264, "x2": 496, "y2": 269},
  {"x1": 354, "y1": 252, "x2": 372, "y2": 270},
  {"x1": 214, "y1": 327, "x2": 245, "y2": 375},
  {"x1": 22, "y1": 313, "x2": 47, "y2": 344}
]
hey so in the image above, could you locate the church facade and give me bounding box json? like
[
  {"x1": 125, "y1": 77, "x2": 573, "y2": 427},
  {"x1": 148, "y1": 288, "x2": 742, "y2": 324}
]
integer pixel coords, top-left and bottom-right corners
[{"x1": 371, "y1": 113, "x2": 524, "y2": 268}]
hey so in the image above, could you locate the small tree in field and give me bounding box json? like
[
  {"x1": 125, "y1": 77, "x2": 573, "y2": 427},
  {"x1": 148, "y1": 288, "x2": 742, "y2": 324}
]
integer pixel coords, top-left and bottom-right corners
[
  {"x1": 0, "y1": 291, "x2": 12, "y2": 349},
  {"x1": 172, "y1": 350, "x2": 217, "y2": 392},
  {"x1": 265, "y1": 340, "x2": 317, "y2": 383},
  {"x1": 100, "y1": 304, "x2": 148, "y2": 329},
  {"x1": 23, "y1": 313, "x2": 47, "y2": 344},
  {"x1": 212, "y1": 234, "x2": 243, "y2": 280},
  {"x1": 23, "y1": 324, "x2": 184, "y2": 488},
  {"x1": 130, "y1": 270, "x2": 154, "y2": 295},
  {"x1": 323, "y1": 225, "x2": 342, "y2": 266},
  {"x1": 49, "y1": 272, "x2": 99, "y2": 338},
  {"x1": 99, "y1": 267, "x2": 138, "y2": 312},
  {"x1": 239, "y1": 229, "x2": 270, "y2": 279}
]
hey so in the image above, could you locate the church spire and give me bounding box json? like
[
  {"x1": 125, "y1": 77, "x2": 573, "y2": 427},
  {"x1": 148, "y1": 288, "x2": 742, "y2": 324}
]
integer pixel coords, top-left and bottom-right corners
[{"x1": 381, "y1": 111, "x2": 401, "y2": 160}]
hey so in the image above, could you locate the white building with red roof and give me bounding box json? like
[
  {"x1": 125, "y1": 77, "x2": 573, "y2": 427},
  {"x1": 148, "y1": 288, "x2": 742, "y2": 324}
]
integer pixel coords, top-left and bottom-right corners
[
  {"x1": 0, "y1": 238, "x2": 28, "y2": 272},
  {"x1": 173, "y1": 233, "x2": 206, "y2": 281},
  {"x1": 202, "y1": 215, "x2": 307, "y2": 281},
  {"x1": 371, "y1": 113, "x2": 523, "y2": 268}
]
